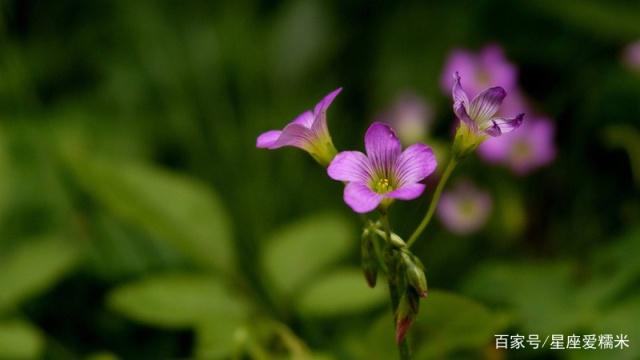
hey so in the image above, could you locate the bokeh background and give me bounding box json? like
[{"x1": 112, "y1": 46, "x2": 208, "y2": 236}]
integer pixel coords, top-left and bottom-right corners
[{"x1": 1, "y1": 0, "x2": 639, "y2": 359}]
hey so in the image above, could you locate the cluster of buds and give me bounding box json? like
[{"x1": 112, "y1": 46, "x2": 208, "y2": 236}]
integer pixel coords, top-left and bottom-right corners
[{"x1": 361, "y1": 223, "x2": 428, "y2": 344}]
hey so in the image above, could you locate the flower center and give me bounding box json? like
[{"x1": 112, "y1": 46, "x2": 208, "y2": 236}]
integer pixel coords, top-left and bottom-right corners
[
  {"x1": 374, "y1": 178, "x2": 394, "y2": 194},
  {"x1": 511, "y1": 140, "x2": 531, "y2": 161}
]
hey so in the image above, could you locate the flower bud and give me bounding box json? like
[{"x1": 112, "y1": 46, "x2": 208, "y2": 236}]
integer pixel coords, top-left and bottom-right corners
[
  {"x1": 402, "y1": 252, "x2": 428, "y2": 298},
  {"x1": 395, "y1": 293, "x2": 415, "y2": 344},
  {"x1": 361, "y1": 229, "x2": 378, "y2": 288}
]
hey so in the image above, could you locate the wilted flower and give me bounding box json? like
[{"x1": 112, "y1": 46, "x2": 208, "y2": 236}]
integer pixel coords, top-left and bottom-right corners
[
  {"x1": 327, "y1": 122, "x2": 437, "y2": 213},
  {"x1": 479, "y1": 117, "x2": 556, "y2": 175},
  {"x1": 256, "y1": 88, "x2": 342, "y2": 165},
  {"x1": 380, "y1": 92, "x2": 433, "y2": 145},
  {"x1": 437, "y1": 180, "x2": 492, "y2": 235},
  {"x1": 440, "y1": 45, "x2": 517, "y2": 98},
  {"x1": 623, "y1": 41, "x2": 640, "y2": 72},
  {"x1": 451, "y1": 72, "x2": 524, "y2": 158}
]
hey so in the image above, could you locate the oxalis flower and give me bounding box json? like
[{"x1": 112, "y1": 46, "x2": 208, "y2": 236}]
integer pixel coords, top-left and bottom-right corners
[
  {"x1": 256, "y1": 88, "x2": 342, "y2": 166},
  {"x1": 451, "y1": 72, "x2": 524, "y2": 158},
  {"x1": 327, "y1": 122, "x2": 437, "y2": 213}
]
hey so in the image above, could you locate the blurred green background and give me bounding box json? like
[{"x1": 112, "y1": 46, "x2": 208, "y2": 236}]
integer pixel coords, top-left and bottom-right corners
[{"x1": 1, "y1": 0, "x2": 639, "y2": 359}]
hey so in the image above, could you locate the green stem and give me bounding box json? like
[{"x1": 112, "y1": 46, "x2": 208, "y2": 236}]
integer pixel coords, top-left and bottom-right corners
[
  {"x1": 406, "y1": 157, "x2": 458, "y2": 248},
  {"x1": 380, "y1": 212, "x2": 411, "y2": 360}
]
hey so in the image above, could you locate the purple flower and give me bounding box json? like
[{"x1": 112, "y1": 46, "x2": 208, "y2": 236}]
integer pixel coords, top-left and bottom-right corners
[
  {"x1": 437, "y1": 180, "x2": 492, "y2": 235},
  {"x1": 440, "y1": 45, "x2": 517, "y2": 98},
  {"x1": 450, "y1": 72, "x2": 524, "y2": 158},
  {"x1": 256, "y1": 88, "x2": 342, "y2": 165},
  {"x1": 380, "y1": 92, "x2": 433, "y2": 145},
  {"x1": 623, "y1": 40, "x2": 640, "y2": 71},
  {"x1": 478, "y1": 117, "x2": 556, "y2": 175},
  {"x1": 452, "y1": 72, "x2": 524, "y2": 138},
  {"x1": 327, "y1": 122, "x2": 437, "y2": 213}
]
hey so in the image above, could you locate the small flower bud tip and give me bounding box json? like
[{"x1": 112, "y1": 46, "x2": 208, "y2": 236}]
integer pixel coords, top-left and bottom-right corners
[{"x1": 395, "y1": 316, "x2": 413, "y2": 344}]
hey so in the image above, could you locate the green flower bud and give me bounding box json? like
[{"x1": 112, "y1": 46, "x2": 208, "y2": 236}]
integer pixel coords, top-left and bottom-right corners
[
  {"x1": 361, "y1": 228, "x2": 378, "y2": 288},
  {"x1": 395, "y1": 293, "x2": 415, "y2": 344},
  {"x1": 402, "y1": 252, "x2": 428, "y2": 298}
]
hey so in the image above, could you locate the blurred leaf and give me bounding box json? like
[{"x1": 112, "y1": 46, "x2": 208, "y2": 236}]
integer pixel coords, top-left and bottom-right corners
[
  {"x1": 0, "y1": 319, "x2": 44, "y2": 360},
  {"x1": 351, "y1": 313, "x2": 396, "y2": 360},
  {"x1": 603, "y1": 125, "x2": 640, "y2": 186},
  {"x1": 66, "y1": 156, "x2": 234, "y2": 273},
  {"x1": 194, "y1": 320, "x2": 244, "y2": 360},
  {"x1": 0, "y1": 125, "x2": 9, "y2": 223},
  {"x1": 108, "y1": 273, "x2": 249, "y2": 329},
  {"x1": 413, "y1": 290, "x2": 508, "y2": 359},
  {"x1": 85, "y1": 352, "x2": 120, "y2": 360},
  {"x1": 268, "y1": 0, "x2": 333, "y2": 82},
  {"x1": 295, "y1": 268, "x2": 387, "y2": 317},
  {"x1": 526, "y1": 0, "x2": 640, "y2": 40},
  {"x1": 86, "y1": 212, "x2": 184, "y2": 281},
  {"x1": 0, "y1": 236, "x2": 80, "y2": 313},
  {"x1": 263, "y1": 214, "x2": 354, "y2": 297},
  {"x1": 462, "y1": 262, "x2": 587, "y2": 333}
]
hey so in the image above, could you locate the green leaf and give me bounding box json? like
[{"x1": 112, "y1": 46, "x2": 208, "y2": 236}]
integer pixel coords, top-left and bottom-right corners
[
  {"x1": 263, "y1": 214, "x2": 354, "y2": 297},
  {"x1": 108, "y1": 273, "x2": 249, "y2": 329},
  {"x1": 194, "y1": 319, "x2": 244, "y2": 360},
  {"x1": 0, "y1": 320, "x2": 44, "y2": 360},
  {"x1": 413, "y1": 290, "x2": 508, "y2": 359},
  {"x1": 462, "y1": 261, "x2": 586, "y2": 334},
  {"x1": 66, "y1": 156, "x2": 234, "y2": 273},
  {"x1": 296, "y1": 268, "x2": 387, "y2": 317},
  {"x1": 0, "y1": 236, "x2": 80, "y2": 313}
]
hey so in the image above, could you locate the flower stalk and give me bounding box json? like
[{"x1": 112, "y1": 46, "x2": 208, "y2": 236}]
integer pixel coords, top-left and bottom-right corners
[
  {"x1": 380, "y1": 211, "x2": 412, "y2": 360},
  {"x1": 406, "y1": 156, "x2": 458, "y2": 248}
]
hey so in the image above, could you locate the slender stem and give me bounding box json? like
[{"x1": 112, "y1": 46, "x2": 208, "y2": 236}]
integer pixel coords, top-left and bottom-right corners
[
  {"x1": 406, "y1": 157, "x2": 458, "y2": 248},
  {"x1": 380, "y1": 212, "x2": 411, "y2": 360}
]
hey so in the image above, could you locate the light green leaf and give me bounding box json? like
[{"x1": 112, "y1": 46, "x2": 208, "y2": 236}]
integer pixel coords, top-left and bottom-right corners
[
  {"x1": 66, "y1": 156, "x2": 234, "y2": 273},
  {"x1": 296, "y1": 268, "x2": 387, "y2": 317},
  {"x1": 0, "y1": 236, "x2": 80, "y2": 313},
  {"x1": 413, "y1": 290, "x2": 508, "y2": 359},
  {"x1": 108, "y1": 273, "x2": 249, "y2": 329},
  {"x1": 0, "y1": 320, "x2": 44, "y2": 360},
  {"x1": 263, "y1": 214, "x2": 354, "y2": 297}
]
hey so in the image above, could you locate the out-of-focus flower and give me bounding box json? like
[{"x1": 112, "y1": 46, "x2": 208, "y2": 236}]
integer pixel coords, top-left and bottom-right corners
[
  {"x1": 327, "y1": 122, "x2": 437, "y2": 213},
  {"x1": 380, "y1": 92, "x2": 433, "y2": 145},
  {"x1": 479, "y1": 117, "x2": 556, "y2": 175},
  {"x1": 623, "y1": 41, "x2": 640, "y2": 71},
  {"x1": 440, "y1": 45, "x2": 517, "y2": 98},
  {"x1": 451, "y1": 72, "x2": 524, "y2": 158},
  {"x1": 437, "y1": 180, "x2": 492, "y2": 235},
  {"x1": 256, "y1": 88, "x2": 341, "y2": 166}
]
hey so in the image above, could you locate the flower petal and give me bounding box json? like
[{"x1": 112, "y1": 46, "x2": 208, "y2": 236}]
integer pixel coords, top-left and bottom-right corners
[
  {"x1": 484, "y1": 113, "x2": 524, "y2": 137},
  {"x1": 256, "y1": 130, "x2": 282, "y2": 149},
  {"x1": 327, "y1": 151, "x2": 372, "y2": 182},
  {"x1": 394, "y1": 143, "x2": 437, "y2": 185},
  {"x1": 271, "y1": 123, "x2": 313, "y2": 149},
  {"x1": 364, "y1": 122, "x2": 402, "y2": 174},
  {"x1": 291, "y1": 110, "x2": 315, "y2": 128},
  {"x1": 313, "y1": 87, "x2": 343, "y2": 117},
  {"x1": 344, "y1": 182, "x2": 383, "y2": 213},
  {"x1": 452, "y1": 72, "x2": 476, "y2": 130},
  {"x1": 386, "y1": 183, "x2": 426, "y2": 200},
  {"x1": 452, "y1": 72, "x2": 470, "y2": 107},
  {"x1": 469, "y1": 87, "x2": 506, "y2": 123}
]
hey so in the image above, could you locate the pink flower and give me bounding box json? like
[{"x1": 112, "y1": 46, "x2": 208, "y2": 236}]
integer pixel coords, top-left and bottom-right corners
[
  {"x1": 327, "y1": 122, "x2": 437, "y2": 213},
  {"x1": 478, "y1": 117, "x2": 556, "y2": 175},
  {"x1": 437, "y1": 180, "x2": 492, "y2": 235}
]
